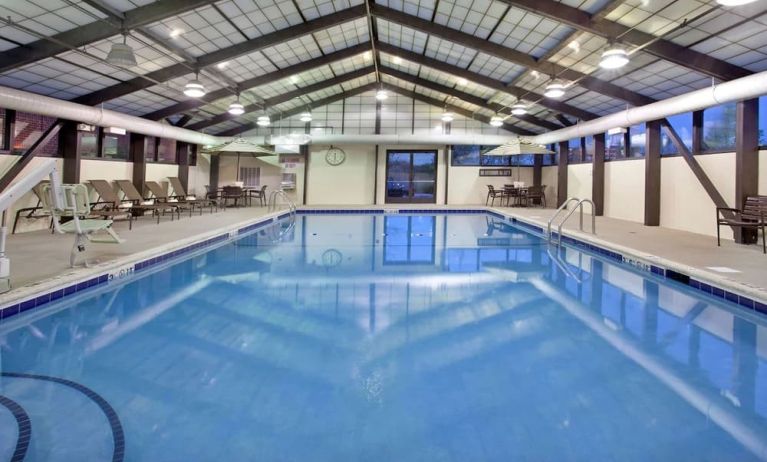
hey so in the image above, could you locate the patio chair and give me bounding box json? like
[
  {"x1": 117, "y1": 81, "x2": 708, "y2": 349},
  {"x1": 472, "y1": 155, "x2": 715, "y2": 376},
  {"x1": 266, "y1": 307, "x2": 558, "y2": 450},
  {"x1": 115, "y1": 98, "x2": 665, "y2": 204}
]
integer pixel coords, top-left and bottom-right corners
[
  {"x1": 222, "y1": 185, "x2": 245, "y2": 208},
  {"x1": 717, "y1": 195, "x2": 767, "y2": 253},
  {"x1": 114, "y1": 179, "x2": 180, "y2": 223},
  {"x1": 486, "y1": 185, "x2": 507, "y2": 206},
  {"x1": 249, "y1": 185, "x2": 267, "y2": 207},
  {"x1": 41, "y1": 183, "x2": 124, "y2": 267},
  {"x1": 144, "y1": 181, "x2": 194, "y2": 218},
  {"x1": 523, "y1": 185, "x2": 546, "y2": 208},
  {"x1": 167, "y1": 177, "x2": 218, "y2": 213}
]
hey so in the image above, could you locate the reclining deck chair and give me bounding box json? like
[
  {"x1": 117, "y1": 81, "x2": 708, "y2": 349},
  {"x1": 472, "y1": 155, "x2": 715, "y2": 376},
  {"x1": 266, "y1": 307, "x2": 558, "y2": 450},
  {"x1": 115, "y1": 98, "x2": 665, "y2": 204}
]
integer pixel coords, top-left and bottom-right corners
[
  {"x1": 114, "y1": 180, "x2": 180, "y2": 222},
  {"x1": 42, "y1": 183, "x2": 124, "y2": 267},
  {"x1": 12, "y1": 181, "x2": 52, "y2": 234},
  {"x1": 143, "y1": 181, "x2": 193, "y2": 218},
  {"x1": 167, "y1": 177, "x2": 218, "y2": 213}
]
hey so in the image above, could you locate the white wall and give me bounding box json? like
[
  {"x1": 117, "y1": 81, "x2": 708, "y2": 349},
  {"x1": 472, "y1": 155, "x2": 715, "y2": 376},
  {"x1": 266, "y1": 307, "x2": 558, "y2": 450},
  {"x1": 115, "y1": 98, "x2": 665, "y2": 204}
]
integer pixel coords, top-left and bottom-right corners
[
  {"x1": 447, "y1": 166, "x2": 534, "y2": 205},
  {"x1": 307, "y1": 144, "x2": 375, "y2": 205},
  {"x1": 567, "y1": 164, "x2": 592, "y2": 203},
  {"x1": 660, "y1": 153, "x2": 735, "y2": 238},
  {"x1": 604, "y1": 159, "x2": 645, "y2": 223},
  {"x1": 541, "y1": 166, "x2": 558, "y2": 207},
  {"x1": 187, "y1": 154, "x2": 210, "y2": 197}
]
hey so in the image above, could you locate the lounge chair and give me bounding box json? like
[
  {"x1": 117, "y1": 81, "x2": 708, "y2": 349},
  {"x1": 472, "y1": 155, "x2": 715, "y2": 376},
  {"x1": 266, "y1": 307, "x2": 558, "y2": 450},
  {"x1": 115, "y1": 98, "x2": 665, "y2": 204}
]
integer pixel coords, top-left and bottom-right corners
[
  {"x1": 144, "y1": 181, "x2": 194, "y2": 218},
  {"x1": 83, "y1": 181, "x2": 134, "y2": 229},
  {"x1": 167, "y1": 177, "x2": 218, "y2": 213},
  {"x1": 717, "y1": 195, "x2": 767, "y2": 253},
  {"x1": 12, "y1": 181, "x2": 52, "y2": 234},
  {"x1": 41, "y1": 183, "x2": 124, "y2": 267},
  {"x1": 114, "y1": 179, "x2": 180, "y2": 223}
]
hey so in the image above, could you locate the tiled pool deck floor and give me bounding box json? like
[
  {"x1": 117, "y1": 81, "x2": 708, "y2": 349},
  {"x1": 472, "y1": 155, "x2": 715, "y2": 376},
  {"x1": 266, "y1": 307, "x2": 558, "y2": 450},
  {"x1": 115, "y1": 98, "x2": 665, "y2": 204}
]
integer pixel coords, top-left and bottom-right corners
[{"x1": 2, "y1": 204, "x2": 766, "y2": 305}]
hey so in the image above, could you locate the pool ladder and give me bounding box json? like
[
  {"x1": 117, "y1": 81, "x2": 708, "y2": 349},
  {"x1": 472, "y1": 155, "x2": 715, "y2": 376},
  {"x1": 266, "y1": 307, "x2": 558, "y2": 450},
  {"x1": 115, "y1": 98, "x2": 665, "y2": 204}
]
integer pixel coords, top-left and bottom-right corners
[
  {"x1": 267, "y1": 189, "x2": 297, "y2": 216},
  {"x1": 267, "y1": 189, "x2": 297, "y2": 243},
  {"x1": 547, "y1": 197, "x2": 596, "y2": 247}
]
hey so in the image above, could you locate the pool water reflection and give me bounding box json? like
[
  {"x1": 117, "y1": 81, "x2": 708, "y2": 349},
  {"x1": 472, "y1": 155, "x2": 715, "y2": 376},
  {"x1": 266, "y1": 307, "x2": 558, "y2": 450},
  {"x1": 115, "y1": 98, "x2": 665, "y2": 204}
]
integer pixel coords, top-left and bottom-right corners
[{"x1": 0, "y1": 213, "x2": 766, "y2": 461}]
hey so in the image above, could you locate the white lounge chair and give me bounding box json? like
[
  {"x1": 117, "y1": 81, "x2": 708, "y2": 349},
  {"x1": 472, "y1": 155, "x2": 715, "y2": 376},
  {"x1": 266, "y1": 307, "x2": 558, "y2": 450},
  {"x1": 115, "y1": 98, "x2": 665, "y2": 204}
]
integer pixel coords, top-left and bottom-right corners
[{"x1": 42, "y1": 183, "x2": 124, "y2": 267}]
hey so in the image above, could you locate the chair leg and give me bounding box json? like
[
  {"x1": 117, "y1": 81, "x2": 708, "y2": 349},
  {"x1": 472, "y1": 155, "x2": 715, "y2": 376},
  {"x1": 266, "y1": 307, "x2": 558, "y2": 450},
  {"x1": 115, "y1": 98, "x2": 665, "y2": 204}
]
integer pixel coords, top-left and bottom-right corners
[{"x1": 716, "y1": 223, "x2": 721, "y2": 247}]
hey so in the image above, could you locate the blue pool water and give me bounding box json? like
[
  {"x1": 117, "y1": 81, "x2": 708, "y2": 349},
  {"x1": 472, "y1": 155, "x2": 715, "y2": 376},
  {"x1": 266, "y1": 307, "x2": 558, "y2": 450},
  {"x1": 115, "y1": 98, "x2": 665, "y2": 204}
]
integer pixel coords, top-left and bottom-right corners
[{"x1": 1, "y1": 213, "x2": 766, "y2": 461}]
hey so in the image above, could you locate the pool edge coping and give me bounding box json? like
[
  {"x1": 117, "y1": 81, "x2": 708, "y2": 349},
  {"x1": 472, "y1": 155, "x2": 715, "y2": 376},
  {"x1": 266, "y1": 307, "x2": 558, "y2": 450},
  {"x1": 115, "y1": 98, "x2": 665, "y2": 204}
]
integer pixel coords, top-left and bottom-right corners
[
  {"x1": 0, "y1": 205, "x2": 764, "y2": 323},
  {"x1": 0, "y1": 209, "x2": 293, "y2": 323}
]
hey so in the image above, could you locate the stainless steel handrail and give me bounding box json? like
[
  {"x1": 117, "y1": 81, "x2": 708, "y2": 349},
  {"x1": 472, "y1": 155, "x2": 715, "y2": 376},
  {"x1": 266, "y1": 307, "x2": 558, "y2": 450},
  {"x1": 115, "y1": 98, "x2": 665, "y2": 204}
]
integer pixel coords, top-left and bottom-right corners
[
  {"x1": 556, "y1": 198, "x2": 596, "y2": 247},
  {"x1": 547, "y1": 246, "x2": 581, "y2": 283},
  {"x1": 268, "y1": 189, "x2": 296, "y2": 215},
  {"x1": 547, "y1": 197, "x2": 580, "y2": 242}
]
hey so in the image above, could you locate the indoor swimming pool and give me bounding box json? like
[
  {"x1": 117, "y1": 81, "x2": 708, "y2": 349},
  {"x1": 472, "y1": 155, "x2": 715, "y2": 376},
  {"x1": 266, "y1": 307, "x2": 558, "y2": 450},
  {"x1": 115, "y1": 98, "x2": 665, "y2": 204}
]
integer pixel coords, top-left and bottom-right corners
[{"x1": 1, "y1": 212, "x2": 766, "y2": 461}]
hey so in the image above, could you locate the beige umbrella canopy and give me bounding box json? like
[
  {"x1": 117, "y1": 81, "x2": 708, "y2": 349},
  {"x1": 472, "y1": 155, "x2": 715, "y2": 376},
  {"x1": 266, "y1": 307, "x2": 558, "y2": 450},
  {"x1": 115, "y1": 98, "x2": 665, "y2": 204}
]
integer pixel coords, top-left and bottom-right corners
[
  {"x1": 483, "y1": 137, "x2": 554, "y2": 156},
  {"x1": 201, "y1": 137, "x2": 276, "y2": 155}
]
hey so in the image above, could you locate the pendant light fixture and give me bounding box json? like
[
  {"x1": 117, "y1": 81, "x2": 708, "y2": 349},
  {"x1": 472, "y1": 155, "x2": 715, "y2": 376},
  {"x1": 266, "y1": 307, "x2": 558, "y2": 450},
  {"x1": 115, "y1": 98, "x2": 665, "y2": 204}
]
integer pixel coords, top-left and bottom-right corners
[
  {"x1": 511, "y1": 103, "x2": 527, "y2": 116},
  {"x1": 106, "y1": 27, "x2": 137, "y2": 68},
  {"x1": 599, "y1": 43, "x2": 630, "y2": 70},
  {"x1": 257, "y1": 114, "x2": 271, "y2": 127},
  {"x1": 184, "y1": 71, "x2": 206, "y2": 98},
  {"x1": 544, "y1": 79, "x2": 565, "y2": 98},
  {"x1": 715, "y1": 0, "x2": 757, "y2": 6},
  {"x1": 490, "y1": 115, "x2": 504, "y2": 127},
  {"x1": 441, "y1": 111, "x2": 454, "y2": 122},
  {"x1": 228, "y1": 93, "x2": 244, "y2": 115},
  {"x1": 376, "y1": 88, "x2": 388, "y2": 101},
  {"x1": 300, "y1": 112, "x2": 312, "y2": 122}
]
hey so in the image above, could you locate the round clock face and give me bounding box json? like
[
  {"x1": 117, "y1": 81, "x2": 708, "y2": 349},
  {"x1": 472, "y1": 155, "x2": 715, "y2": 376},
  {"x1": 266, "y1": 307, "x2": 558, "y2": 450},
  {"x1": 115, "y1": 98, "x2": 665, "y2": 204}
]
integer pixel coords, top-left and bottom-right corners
[
  {"x1": 325, "y1": 147, "x2": 346, "y2": 166},
  {"x1": 321, "y1": 249, "x2": 343, "y2": 267}
]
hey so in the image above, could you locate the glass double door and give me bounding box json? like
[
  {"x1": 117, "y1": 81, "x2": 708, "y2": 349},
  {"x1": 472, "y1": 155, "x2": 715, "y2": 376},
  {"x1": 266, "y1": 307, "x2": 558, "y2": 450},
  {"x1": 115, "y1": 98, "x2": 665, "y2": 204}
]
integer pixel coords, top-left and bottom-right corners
[{"x1": 385, "y1": 150, "x2": 437, "y2": 203}]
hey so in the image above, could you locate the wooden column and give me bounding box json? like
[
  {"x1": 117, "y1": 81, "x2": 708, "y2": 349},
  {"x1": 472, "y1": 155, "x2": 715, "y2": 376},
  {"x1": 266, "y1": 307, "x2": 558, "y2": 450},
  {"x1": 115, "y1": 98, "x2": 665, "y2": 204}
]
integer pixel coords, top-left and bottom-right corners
[
  {"x1": 302, "y1": 120, "x2": 310, "y2": 205},
  {"x1": 735, "y1": 98, "x2": 759, "y2": 243},
  {"x1": 533, "y1": 153, "x2": 542, "y2": 186},
  {"x1": 130, "y1": 133, "x2": 146, "y2": 194},
  {"x1": 177, "y1": 141, "x2": 189, "y2": 191},
  {"x1": 592, "y1": 133, "x2": 605, "y2": 216},
  {"x1": 692, "y1": 110, "x2": 703, "y2": 154},
  {"x1": 60, "y1": 120, "x2": 79, "y2": 184},
  {"x1": 645, "y1": 120, "x2": 661, "y2": 226},
  {"x1": 557, "y1": 140, "x2": 568, "y2": 206},
  {"x1": 209, "y1": 154, "x2": 220, "y2": 193}
]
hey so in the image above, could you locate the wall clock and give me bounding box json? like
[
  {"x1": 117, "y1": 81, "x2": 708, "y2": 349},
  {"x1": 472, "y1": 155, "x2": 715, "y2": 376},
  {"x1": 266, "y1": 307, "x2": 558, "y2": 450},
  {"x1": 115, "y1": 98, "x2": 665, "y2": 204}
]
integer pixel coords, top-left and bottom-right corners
[{"x1": 325, "y1": 146, "x2": 346, "y2": 166}]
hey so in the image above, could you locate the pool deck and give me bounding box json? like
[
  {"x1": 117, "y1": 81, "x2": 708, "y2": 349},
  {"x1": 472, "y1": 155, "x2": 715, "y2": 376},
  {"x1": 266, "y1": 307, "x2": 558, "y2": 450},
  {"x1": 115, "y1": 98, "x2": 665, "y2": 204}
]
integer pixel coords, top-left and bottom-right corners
[
  {"x1": 1, "y1": 204, "x2": 766, "y2": 308},
  {"x1": 492, "y1": 206, "x2": 767, "y2": 298}
]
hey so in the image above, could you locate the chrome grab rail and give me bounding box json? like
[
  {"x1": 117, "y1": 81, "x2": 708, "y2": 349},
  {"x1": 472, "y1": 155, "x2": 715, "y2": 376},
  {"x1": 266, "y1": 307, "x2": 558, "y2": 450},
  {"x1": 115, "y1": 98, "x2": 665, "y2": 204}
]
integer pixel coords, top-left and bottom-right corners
[
  {"x1": 267, "y1": 189, "x2": 297, "y2": 243},
  {"x1": 547, "y1": 197, "x2": 596, "y2": 246},
  {"x1": 547, "y1": 197, "x2": 580, "y2": 241},
  {"x1": 268, "y1": 189, "x2": 296, "y2": 215},
  {"x1": 556, "y1": 198, "x2": 596, "y2": 247}
]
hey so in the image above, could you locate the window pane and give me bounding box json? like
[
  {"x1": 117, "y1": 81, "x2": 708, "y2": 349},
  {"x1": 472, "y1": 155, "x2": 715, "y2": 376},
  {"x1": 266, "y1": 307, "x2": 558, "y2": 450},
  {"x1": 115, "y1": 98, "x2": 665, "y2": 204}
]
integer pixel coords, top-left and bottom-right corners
[
  {"x1": 451, "y1": 145, "x2": 480, "y2": 165},
  {"x1": 157, "y1": 138, "x2": 176, "y2": 163},
  {"x1": 629, "y1": 124, "x2": 645, "y2": 158},
  {"x1": 702, "y1": 103, "x2": 736, "y2": 151},
  {"x1": 102, "y1": 134, "x2": 129, "y2": 160},
  {"x1": 145, "y1": 136, "x2": 157, "y2": 162},
  {"x1": 567, "y1": 138, "x2": 582, "y2": 163},
  {"x1": 606, "y1": 133, "x2": 625, "y2": 160},
  {"x1": 13, "y1": 112, "x2": 58, "y2": 156},
  {"x1": 661, "y1": 112, "x2": 692, "y2": 156},
  {"x1": 759, "y1": 96, "x2": 767, "y2": 146},
  {"x1": 512, "y1": 154, "x2": 534, "y2": 166},
  {"x1": 584, "y1": 137, "x2": 594, "y2": 163},
  {"x1": 78, "y1": 131, "x2": 98, "y2": 158}
]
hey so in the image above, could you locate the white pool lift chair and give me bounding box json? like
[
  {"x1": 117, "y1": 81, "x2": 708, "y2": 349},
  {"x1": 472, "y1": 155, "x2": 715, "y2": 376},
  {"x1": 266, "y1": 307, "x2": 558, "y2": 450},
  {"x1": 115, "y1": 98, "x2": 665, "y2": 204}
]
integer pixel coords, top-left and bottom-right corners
[{"x1": 42, "y1": 183, "x2": 125, "y2": 267}]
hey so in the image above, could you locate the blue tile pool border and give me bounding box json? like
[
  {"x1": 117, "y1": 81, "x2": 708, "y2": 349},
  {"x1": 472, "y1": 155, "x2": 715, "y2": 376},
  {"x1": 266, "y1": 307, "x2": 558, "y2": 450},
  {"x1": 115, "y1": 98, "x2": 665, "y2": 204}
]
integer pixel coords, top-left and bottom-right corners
[
  {"x1": 0, "y1": 213, "x2": 290, "y2": 323},
  {"x1": 502, "y1": 215, "x2": 767, "y2": 316},
  {"x1": 1, "y1": 207, "x2": 765, "y2": 323}
]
